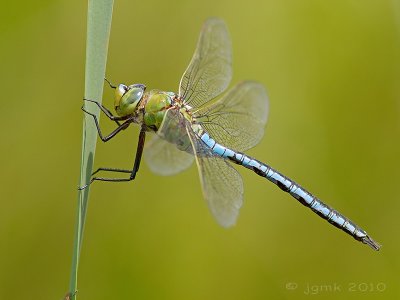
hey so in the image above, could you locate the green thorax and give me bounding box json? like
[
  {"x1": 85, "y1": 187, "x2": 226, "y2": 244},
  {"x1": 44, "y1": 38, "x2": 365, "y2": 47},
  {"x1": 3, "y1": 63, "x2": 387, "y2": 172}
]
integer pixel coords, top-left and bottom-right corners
[{"x1": 143, "y1": 89, "x2": 174, "y2": 130}]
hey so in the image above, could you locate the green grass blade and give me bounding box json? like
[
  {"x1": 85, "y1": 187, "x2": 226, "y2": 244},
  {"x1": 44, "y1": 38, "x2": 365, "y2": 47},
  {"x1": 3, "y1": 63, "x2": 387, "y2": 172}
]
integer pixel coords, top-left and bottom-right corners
[{"x1": 68, "y1": 1, "x2": 114, "y2": 299}]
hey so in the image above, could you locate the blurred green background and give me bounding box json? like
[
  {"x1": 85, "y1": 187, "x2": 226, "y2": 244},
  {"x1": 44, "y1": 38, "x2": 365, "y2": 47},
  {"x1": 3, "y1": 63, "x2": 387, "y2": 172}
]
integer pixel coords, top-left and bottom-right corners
[{"x1": 1, "y1": 0, "x2": 399, "y2": 299}]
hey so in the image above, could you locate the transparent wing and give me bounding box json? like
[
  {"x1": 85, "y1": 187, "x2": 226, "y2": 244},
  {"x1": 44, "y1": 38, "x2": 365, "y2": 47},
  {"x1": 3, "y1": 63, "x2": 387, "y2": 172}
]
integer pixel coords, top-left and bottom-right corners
[
  {"x1": 194, "y1": 81, "x2": 269, "y2": 152},
  {"x1": 179, "y1": 18, "x2": 232, "y2": 109},
  {"x1": 144, "y1": 134, "x2": 194, "y2": 176},
  {"x1": 186, "y1": 125, "x2": 244, "y2": 228},
  {"x1": 158, "y1": 108, "x2": 244, "y2": 227},
  {"x1": 156, "y1": 108, "x2": 193, "y2": 154}
]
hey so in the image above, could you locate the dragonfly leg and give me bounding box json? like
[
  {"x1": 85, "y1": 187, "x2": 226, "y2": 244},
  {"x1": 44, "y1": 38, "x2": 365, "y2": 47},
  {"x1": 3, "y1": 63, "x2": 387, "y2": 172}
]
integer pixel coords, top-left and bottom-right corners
[
  {"x1": 81, "y1": 106, "x2": 132, "y2": 142},
  {"x1": 78, "y1": 128, "x2": 146, "y2": 190},
  {"x1": 130, "y1": 126, "x2": 146, "y2": 180},
  {"x1": 91, "y1": 167, "x2": 131, "y2": 176},
  {"x1": 83, "y1": 98, "x2": 127, "y2": 126}
]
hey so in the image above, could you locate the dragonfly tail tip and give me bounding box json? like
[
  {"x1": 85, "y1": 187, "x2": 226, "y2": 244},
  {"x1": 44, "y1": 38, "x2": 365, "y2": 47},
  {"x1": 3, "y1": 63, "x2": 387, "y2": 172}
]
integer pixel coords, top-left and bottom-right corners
[{"x1": 362, "y1": 235, "x2": 381, "y2": 251}]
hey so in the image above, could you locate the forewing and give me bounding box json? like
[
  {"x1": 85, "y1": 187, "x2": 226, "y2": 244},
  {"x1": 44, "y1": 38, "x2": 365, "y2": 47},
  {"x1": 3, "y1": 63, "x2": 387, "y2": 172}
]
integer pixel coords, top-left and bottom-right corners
[
  {"x1": 179, "y1": 18, "x2": 232, "y2": 109},
  {"x1": 194, "y1": 81, "x2": 269, "y2": 152},
  {"x1": 144, "y1": 134, "x2": 194, "y2": 176},
  {"x1": 156, "y1": 108, "x2": 194, "y2": 153},
  {"x1": 186, "y1": 126, "x2": 244, "y2": 228}
]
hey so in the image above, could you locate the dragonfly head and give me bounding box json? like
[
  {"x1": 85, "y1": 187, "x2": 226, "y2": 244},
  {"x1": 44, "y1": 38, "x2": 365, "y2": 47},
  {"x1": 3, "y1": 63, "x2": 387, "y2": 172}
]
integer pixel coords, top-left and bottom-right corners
[{"x1": 114, "y1": 83, "x2": 146, "y2": 116}]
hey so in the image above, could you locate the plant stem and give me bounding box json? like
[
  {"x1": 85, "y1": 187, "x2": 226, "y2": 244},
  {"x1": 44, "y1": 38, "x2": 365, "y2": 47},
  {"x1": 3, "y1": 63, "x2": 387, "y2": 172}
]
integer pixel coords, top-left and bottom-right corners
[{"x1": 68, "y1": 1, "x2": 114, "y2": 299}]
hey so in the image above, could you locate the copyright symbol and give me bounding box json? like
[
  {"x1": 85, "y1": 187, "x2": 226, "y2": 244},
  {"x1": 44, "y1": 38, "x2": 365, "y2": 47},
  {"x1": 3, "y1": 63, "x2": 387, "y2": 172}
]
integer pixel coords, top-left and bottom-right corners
[{"x1": 286, "y1": 282, "x2": 298, "y2": 290}]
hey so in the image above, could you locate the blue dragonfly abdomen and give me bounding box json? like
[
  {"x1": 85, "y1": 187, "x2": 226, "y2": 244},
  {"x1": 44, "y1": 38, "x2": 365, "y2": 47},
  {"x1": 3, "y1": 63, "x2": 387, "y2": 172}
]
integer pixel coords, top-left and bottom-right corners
[{"x1": 199, "y1": 131, "x2": 380, "y2": 250}]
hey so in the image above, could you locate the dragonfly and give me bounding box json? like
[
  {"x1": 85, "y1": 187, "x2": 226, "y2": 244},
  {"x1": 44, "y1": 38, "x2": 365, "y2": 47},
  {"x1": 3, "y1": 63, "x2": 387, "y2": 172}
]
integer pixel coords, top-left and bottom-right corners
[{"x1": 80, "y1": 18, "x2": 380, "y2": 251}]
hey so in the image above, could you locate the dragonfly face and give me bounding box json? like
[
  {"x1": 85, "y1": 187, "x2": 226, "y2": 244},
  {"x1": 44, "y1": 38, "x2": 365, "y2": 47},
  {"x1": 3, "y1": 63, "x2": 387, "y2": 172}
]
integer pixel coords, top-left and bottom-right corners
[{"x1": 114, "y1": 83, "x2": 146, "y2": 117}]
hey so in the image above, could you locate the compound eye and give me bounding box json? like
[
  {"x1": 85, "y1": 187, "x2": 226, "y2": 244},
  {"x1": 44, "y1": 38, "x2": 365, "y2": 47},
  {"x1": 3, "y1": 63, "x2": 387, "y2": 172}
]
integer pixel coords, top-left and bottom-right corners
[
  {"x1": 130, "y1": 83, "x2": 146, "y2": 91},
  {"x1": 128, "y1": 87, "x2": 144, "y2": 103},
  {"x1": 115, "y1": 84, "x2": 128, "y2": 100}
]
